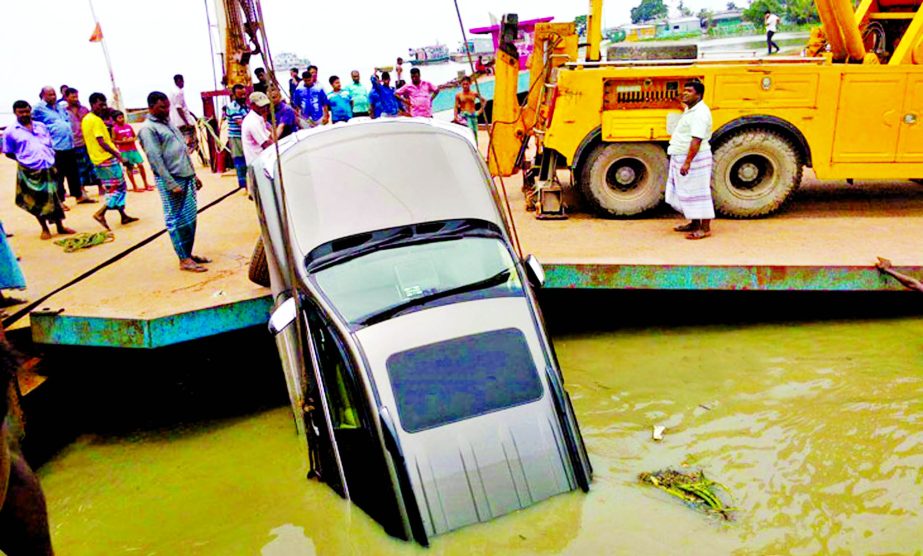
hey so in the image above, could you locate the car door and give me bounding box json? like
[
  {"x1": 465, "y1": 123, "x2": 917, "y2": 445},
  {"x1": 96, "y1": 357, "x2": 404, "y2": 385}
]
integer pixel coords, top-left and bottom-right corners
[{"x1": 303, "y1": 302, "x2": 406, "y2": 538}]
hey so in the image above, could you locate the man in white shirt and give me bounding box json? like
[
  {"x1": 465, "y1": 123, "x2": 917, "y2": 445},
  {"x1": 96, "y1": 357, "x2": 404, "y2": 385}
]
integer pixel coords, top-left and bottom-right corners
[
  {"x1": 764, "y1": 11, "x2": 781, "y2": 55},
  {"x1": 169, "y1": 74, "x2": 197, "y2": 154},
  {"x1": 241, "y1": 92, "x2": 274, "y2": 192},
  {"x1": 665, "y1": 80, "x2": 714, "y2": 240}
]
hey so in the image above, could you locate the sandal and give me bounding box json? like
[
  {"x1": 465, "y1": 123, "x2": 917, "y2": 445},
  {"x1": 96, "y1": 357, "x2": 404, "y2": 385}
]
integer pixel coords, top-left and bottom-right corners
[
  {"x1": 191, "y1": 255, "x2": 212, "y2": 264},
  {"x1": 685, "y1": 230, "x2": 711, "y2": 240},
  {"x1": 93, "y1": 213, "x2": 111, "y2": 230},
  {"x1": 180, "y1": 262, "x2": 208, "y2": 273},
  {"x1": 673, "y1": 223, "x2": 697, "y2": 232}
]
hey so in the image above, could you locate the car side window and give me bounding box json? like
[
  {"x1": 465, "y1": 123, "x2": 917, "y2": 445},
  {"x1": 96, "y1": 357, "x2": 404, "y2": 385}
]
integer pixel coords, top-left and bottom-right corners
[{"x1": 305, "y1": 304, "x2": 362, "y2": 430}]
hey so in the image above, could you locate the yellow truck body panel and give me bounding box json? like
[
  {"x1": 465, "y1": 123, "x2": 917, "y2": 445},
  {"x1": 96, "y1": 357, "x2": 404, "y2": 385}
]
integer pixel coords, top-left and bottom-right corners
[{"x1": 545, "y1": 62, "x2": 923, "y2": 180}]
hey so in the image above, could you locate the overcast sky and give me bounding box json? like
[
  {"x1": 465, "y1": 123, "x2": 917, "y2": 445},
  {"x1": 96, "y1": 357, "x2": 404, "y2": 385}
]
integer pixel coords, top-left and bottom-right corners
[{"x1": 0, "y1": 0, "x2": 731, "y2": 120}]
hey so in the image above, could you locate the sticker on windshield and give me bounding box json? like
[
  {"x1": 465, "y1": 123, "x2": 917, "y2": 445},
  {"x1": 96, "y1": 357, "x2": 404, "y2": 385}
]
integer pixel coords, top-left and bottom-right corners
[
  {"x1": 395, "y1": 260, "x2": 439, "y2": 299},
  {"x1": 402, "y1": 285, "x2": 423, "y2": 297}
]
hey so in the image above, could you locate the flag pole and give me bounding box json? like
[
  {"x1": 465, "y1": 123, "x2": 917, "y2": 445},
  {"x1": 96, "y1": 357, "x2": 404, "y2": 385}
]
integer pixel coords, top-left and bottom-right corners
[{"x1": 88, "y1": 0, "x2": 122, "y2": 111}]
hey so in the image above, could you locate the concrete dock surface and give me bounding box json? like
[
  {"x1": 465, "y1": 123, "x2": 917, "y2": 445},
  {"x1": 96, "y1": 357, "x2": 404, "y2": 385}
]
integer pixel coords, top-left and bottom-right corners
[
  {"x1": 0, "y1": 156, "x2": 267, "y2": 346},
  {"x1": 2, "y1": 130, "x2": 922, "y2": 348}
]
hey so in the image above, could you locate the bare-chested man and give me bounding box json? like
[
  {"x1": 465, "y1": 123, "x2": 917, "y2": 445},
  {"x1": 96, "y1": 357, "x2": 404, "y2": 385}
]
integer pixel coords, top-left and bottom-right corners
[{"x1": 453, "y1": 76, "x2": 484, "y2": 145}]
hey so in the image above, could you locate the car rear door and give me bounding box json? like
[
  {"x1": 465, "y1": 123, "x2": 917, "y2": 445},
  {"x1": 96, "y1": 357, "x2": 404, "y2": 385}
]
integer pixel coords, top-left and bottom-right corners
[{"x1": 303, "y1": 302, "x2": 407, "y2": 538}]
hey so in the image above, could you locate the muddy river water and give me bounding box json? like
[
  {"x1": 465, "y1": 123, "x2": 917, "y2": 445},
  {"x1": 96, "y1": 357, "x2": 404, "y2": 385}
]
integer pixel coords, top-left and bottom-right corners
[{"x1": 38, "y1": 316, "x2": 923, "y2": 554}]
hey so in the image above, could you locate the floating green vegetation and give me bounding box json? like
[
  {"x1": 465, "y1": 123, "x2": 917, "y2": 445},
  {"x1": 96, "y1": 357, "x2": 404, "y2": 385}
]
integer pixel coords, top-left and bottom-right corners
[{"x1": 639, "y1": 469, "x2": 736, "y2": 520}]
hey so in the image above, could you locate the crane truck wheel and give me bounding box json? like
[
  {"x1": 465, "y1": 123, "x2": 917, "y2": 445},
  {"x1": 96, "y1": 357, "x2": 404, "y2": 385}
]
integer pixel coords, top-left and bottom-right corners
[
  {"x1": 711, "y1": 129, "x2": 802, "y2": 218},
  {"x1": 579, "y1": 143, "x2": 667, "y2": 217},
  {"x1": 249, "y1": 238, "x2": 271, "y2": 287}
]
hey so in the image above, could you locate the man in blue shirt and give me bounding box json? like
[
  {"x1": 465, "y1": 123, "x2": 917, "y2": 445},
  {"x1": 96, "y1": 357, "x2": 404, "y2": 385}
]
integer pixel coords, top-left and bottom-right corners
[
  {"x1": 32, "y1": 86, "x2": 88, "y2": 205},
  {"x1": 327, "y1": 76, "x2": 352, "y2": 123},
  {"x1": 269, "y1": 87, "x2": 298, "y2": 138},
  {"x1": 294, "y1": 71, "x2": 329, "y2": 127},
  {"x1": 369, "y1": 71, "x2": 401, "y2": 118}
]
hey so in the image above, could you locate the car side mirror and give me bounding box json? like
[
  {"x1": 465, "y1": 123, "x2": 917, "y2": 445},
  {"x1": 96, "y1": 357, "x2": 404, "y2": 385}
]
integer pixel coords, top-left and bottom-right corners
[
  {"x1": 268, "y1": 296, "x2": 297, "y2": 335},
  {"x1": 524, "y1": 254, "x2": 545, "y2": 288}
]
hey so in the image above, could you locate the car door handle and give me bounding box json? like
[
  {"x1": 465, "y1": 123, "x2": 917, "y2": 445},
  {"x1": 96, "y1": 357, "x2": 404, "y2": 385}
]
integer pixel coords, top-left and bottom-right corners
[{"x1": 904, "y1": 113, "x2": 918, "y2": 125}]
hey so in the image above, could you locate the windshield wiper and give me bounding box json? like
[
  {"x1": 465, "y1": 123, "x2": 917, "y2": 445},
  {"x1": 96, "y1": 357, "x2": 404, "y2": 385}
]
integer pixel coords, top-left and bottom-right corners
[
  {"x1": 358, "y1": 269, "x2": 512, "y2": 327},
  {"x1": 307, "y1": 232, "x2": 412, "y2": 272},
  {"x1": 308, "y1": 230, "x2": 500, "y2": 273}
]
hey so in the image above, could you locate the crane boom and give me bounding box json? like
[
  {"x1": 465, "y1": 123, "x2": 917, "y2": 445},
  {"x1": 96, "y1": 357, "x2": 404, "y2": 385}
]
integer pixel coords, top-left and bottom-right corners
[{"x1": 218, "y1": 0, "x2": 262, "y2": 86}]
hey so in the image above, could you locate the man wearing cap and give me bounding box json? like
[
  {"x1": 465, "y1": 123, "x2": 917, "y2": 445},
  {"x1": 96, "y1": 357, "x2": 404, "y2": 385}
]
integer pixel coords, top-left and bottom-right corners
[{"x1": 241, "y1": 92, "x2": 275, "y2": 174}]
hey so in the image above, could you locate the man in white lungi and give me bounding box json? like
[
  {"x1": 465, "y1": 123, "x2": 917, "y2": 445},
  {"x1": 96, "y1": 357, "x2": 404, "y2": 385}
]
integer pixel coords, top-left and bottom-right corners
[{"x1": 666, "y1": 80, "x2": 714, "y2": 240}]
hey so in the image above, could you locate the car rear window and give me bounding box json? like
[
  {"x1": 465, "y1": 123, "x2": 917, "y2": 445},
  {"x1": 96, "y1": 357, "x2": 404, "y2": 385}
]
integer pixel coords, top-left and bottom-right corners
[{"x1": 386, "y1": 328, "x2": 544, "y2": 433}]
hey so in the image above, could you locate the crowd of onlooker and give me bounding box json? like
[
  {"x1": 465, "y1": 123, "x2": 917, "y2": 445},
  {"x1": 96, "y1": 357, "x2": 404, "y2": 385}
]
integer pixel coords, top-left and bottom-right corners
[
  {"x1": 230, "y1": 58, "x2": 488, "y2": 186},
  {"x1": 0, "y1": 57, "x2": 491, "y2": 309}
]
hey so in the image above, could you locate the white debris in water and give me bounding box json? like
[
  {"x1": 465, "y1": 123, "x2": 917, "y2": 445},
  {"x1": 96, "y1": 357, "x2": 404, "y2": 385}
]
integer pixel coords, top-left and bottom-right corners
[{"x1": 652, "y1": 425, "x2": 666, "y2": 441}]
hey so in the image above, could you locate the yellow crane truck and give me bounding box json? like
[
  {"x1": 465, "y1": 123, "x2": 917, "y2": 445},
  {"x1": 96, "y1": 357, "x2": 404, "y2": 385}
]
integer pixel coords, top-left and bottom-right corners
[{"x1": 488, "y1": 0, "x2": 923, "y2": 218}]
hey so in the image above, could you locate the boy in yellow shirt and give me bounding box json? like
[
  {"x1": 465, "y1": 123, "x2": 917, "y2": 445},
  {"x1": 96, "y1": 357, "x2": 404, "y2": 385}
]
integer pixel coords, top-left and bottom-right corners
[{"x1": 82, "y1": 93, "x2": 138, "y2": 230}]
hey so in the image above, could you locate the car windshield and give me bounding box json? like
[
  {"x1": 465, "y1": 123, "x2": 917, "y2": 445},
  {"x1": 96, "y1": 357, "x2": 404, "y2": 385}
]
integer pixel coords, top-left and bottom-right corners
[{"x1": 313, "y1": 236, "x2": 522, "y2": 325}]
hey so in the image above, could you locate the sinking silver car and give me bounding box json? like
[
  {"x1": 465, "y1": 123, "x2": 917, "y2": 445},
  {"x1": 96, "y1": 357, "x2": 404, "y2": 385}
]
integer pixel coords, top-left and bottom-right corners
[{"x1": 250, "y1": 119, "x2": 591, "y2": 545}]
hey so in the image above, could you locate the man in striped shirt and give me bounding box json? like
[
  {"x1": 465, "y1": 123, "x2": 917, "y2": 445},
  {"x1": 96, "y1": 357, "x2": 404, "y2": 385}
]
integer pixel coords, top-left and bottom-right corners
[{"x1": 224, "y1": 84, "x2": 249, "y2": 190}]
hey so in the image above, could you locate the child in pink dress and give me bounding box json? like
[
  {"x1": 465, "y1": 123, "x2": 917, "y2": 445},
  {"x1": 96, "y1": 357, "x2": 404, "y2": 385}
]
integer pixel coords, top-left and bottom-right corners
[{"x1": 112, "y1": 111, "x2": 152, "y2": 192}]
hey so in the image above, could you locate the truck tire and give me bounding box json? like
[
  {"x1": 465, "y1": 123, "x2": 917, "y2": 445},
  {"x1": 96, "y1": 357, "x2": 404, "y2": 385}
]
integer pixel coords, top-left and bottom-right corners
[
  {"x1": 712, "y1": 129, "x2": 802, "y2": 218},
  {"x1": 249, "y1": 239, "x2": 271, "y2": 287},
  {"x1": 579, "y1": 143, "x2": 667, "y2": 217}
]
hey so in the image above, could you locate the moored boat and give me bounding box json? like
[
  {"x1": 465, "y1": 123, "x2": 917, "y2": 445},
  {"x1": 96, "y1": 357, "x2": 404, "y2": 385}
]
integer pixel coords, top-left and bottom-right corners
[{"x1": 408, "y1": 43, "x2": 450, "y2": 65}]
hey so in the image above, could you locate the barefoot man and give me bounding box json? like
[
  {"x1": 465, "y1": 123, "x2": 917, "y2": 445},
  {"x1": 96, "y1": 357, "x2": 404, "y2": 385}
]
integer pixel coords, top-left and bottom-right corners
[
  {"x1": 138, "y1": 91, "x2": 210, "y2": 273},
  {"x1": 2, "y1": 100, "x2": 76, "y2": 240},
  {"x1": 82, "y1": 93, "x2": 139, "y2": 230},
  {"x1": 666, "y1": 80, "x2": 714, "y2": 240},
  {"x1": 454, "y1": 76, "x2": 485, "y2": 145}
]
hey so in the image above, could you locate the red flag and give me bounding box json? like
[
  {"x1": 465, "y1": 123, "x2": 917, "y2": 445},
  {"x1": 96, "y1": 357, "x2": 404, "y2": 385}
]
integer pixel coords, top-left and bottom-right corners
[{"x1": 89, "y1": 23, "x2": 103, "y2": 42}]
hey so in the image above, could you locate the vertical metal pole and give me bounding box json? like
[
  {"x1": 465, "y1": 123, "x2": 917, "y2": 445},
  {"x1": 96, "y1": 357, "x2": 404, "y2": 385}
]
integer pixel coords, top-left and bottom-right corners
[
  {"x1": 587, "y1": 0, "x2": 603, "y2": 62},
  {"x1": 203, "y1": 0, "x2": 220, "y2": 92},
  {"x1": 88, "y1": 0, "x2": 122, "y2": 111}
]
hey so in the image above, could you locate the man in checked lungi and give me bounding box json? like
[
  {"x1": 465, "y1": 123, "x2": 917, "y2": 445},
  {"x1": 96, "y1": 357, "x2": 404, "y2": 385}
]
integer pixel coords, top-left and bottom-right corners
[
  {"x1": 62, "y1": 88, "x2": 100, "y2": 203},
  {"x1": 666, "y1": 80, "x2": 714, "y2": 240},
  {"x1": 138, "y1": 92, "x2": 211, "y2": 273},
  {"x1": 82, "y1": 93, "x2": 139, "y2": 231},
  {"x1": 2, "y1": 101, "x2": 76, "y2": 240}
]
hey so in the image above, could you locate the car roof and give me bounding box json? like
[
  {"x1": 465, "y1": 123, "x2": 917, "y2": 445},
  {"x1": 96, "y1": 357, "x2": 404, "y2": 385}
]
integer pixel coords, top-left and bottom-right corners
[{"x1": 253, "y1": 118, "x2": 506, "y2": 257}]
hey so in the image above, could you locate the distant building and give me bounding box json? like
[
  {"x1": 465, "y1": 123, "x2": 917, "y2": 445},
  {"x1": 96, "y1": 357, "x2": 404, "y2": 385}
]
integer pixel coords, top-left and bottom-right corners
[
  {"x1": 658, "y1": 16, "x2": 702, "y2": 36},
  {"x1": 709, "y1": 10, "x2": 745, "y2": 28},
  {"x1": 621, "y1": 23, "x2": 657, "y2": 42}
]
